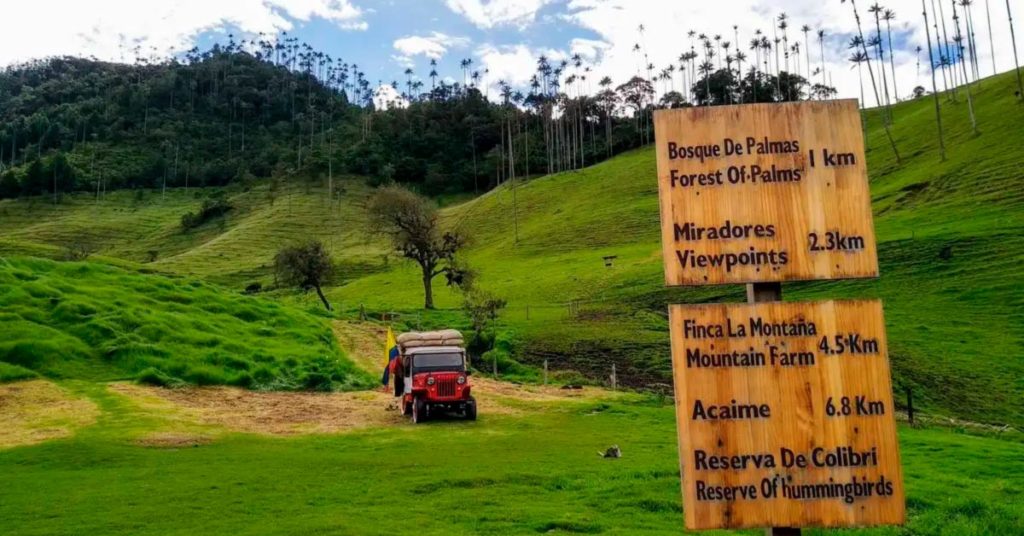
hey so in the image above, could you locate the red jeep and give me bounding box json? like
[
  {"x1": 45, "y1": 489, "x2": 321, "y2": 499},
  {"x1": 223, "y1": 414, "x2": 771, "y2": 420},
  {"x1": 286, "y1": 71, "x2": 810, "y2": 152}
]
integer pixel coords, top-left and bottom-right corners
[{"x1": 399, "y1": 345, "x2": 476, "y2": 423}]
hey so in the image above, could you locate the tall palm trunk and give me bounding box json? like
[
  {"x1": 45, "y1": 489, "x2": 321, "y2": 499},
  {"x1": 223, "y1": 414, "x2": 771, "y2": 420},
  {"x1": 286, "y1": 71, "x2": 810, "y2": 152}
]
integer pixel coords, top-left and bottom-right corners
[
  {"x1": 873, "y1": 11, "x2": 893, "y2": 120},
  {"x1": 1008, "y1": 0, "x2": 1024, "y2": 98},
  {"x1": 819, "y1": 37, "x2": 827, "y2": 86},
  {"x1": 858, "y1": 61, "x2": 866, "y2": 107},
  {"x1": 885, "y1": 19, "x2": 899, "y2": 100}
]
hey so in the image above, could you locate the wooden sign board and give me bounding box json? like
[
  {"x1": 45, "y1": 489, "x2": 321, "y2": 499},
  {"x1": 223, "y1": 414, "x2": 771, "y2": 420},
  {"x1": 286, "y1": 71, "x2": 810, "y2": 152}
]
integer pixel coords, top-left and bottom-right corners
[
  {"x1": 669, "y1": 299, "x2": 904, "y2": 530},
  {"x1": 654, "y1": 100, "x2": 878, "y2": 286}
]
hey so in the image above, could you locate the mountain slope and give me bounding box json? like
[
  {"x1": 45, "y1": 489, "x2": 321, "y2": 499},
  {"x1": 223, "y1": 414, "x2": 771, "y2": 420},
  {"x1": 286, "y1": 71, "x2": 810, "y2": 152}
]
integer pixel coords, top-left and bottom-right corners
[
  {"x1": 0, "y1": 177, "x2": 388, "y2": 286},
  {"x1": 337, "y1": 72, "x2": 1024, "y2": 426}
]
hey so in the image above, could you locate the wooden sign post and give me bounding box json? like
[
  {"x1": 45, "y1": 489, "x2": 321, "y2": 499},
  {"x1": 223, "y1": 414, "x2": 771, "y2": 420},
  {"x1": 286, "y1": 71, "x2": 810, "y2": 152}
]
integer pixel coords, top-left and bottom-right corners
[{"x1": 654, "y1": 101, "x2": 904, "y2": 533}]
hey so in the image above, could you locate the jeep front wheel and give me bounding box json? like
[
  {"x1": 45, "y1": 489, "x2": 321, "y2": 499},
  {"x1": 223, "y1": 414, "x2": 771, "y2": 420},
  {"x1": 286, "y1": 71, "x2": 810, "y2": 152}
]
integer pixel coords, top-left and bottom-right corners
[{"x1": 412, "y1": 397, "x2": 427, "y2": 424}]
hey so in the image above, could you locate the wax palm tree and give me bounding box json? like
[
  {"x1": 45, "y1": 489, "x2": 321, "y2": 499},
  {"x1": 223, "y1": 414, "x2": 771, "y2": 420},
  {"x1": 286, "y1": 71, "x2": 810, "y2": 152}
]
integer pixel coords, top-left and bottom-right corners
[
  {"x1": 801, "y1": 25, "x2": 813, "y2": 79},
  {"x1": 842, "y1": 0, "x2": 902, "y2": 163},
  {"x1": 429, "y1": 59, "x2": 438, "y2": 93},
  {"x1": 921, "y1": 0, "x2": 947, "y2": 159},
  {"x1": 761, "y1": 38, "x2": 773, "y2": 98},
  {"x1": 869, "y1": 3, "x2": 893, "y2": 117},
  {"x1": 817, "y1": 29, "x2": 828, "y2": 86},
  {"x1": 791, "y1": 43, "x2": 802, "y2": 92},
  {"x1": 779, "y1": 13, "x2": 790, "y2": 80},
  {"x1": 849, "y1": 38, "x2": 870, "y2": 107},
  {"x1": 404, "y1": 68, "x2": 414, "y2": 99},
  {"x1": 750, "y1": 36, "x2": 763, "y2": 101},
  {"x1": 959, "y1": 0, "x2": 979, "y2": 80},
  {"x1": 734, "y1": 25, "x2": 741, "y2": 70},
  {"x1": 736, "y1": 50, "x2": 747, "y2": 102},
  {"x1": 952, "y1": 0, "x2": 979, "y2": 133},
  {"x1": 714, "y1": 35, "x2": 723, "y2": 69}
]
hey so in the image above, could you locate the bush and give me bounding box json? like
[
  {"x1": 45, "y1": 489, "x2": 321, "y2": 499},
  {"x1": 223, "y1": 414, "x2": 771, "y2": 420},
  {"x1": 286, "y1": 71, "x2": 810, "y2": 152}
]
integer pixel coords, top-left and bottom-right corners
[
  {"x1": 181, "y1": 195, "x2": 233, "y2": 230},
  {"x1": 244, "y1": 282, "x2": 262, "y2": 294},
  {"x1": 137, "y1": 367, "x2": 183, "y2": 388}
]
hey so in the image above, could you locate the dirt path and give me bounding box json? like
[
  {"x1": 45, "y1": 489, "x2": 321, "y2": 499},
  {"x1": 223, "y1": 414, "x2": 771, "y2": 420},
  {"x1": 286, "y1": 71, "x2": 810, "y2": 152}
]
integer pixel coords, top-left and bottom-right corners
[{"x1": 107, "y1": 322, "x2": 612, "y2": 439}]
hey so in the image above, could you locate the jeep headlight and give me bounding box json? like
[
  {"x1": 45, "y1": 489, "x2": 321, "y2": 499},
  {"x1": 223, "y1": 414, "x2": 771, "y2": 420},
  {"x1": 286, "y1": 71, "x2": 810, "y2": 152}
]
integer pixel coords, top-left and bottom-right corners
[
  {"x1": 426, "y1": 377, "x2": 435, "y2": 386},
  {"x1": 457, "y1": 376, "x2": 466, "y2": 384}
]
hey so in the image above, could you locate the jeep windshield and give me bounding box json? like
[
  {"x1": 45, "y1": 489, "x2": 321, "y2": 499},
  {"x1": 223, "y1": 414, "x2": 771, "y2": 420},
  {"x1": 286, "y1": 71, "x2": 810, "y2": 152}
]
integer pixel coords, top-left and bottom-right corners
[{"x1": 412, "y1": 352, "x2": 465, "y2": 373}]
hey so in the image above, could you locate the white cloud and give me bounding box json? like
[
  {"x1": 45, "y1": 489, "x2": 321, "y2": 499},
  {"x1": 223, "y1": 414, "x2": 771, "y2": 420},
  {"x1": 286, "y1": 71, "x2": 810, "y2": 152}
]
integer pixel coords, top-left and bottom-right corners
[
  {"x1": 0, "y1": 0, "x2": 367, "y2": 66},
  {"x1": 570, "y1": 38, "x2": 610, "y2": 61},
  {"x1": 445, "y1": 0, "x2": 552, "y2": 29},
  {"x1": 476, "y1": 43, "x2": 568, "y2": 96},
  {"x1": 374, "y1": 83, "x2": 407, "y2": 110},
  {"x1": 393, "y1": 32, "x2": 471, "y2": 60}
]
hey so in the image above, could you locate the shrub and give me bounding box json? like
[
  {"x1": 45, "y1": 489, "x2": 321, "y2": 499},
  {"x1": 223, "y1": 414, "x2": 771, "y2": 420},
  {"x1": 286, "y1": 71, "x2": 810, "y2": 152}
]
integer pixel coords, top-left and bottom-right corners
[{"x1": 181, "y1": 195, "x2": 233, "y2": 230}]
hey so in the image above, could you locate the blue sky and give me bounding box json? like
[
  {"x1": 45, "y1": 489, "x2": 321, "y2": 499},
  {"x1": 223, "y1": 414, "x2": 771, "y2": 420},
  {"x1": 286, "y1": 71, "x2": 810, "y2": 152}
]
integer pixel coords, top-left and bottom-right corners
[{"x1": 2, "y1": 0, "x2": 1021, "y2": 103}]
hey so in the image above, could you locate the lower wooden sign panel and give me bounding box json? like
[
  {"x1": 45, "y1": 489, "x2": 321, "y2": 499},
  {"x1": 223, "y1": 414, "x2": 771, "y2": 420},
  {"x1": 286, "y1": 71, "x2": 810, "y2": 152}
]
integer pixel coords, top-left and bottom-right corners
[{"x1": 669, "y1": 299, "x2": 904, "y2": 529}]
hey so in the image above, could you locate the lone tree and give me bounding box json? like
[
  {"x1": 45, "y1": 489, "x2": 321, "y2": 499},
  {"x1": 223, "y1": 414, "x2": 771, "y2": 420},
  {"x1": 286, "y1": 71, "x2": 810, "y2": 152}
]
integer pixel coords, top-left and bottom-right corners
[
  {"x1": 368, "y1": 185, "x2": 464, "y2": 309},
  {"x1": 274, "y1": 240, "x2": 335, "y2": 311}
]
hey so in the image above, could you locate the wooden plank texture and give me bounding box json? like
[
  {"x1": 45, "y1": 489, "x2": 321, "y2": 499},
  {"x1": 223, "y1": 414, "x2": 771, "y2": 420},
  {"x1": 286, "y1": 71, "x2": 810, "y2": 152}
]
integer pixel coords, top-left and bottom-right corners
[
  {"x1": 654, "y1": 100, "x2": 878, "y2": 286},
  {"x1": 669, "y1": 299, "x2": 904, "y2": 529}
]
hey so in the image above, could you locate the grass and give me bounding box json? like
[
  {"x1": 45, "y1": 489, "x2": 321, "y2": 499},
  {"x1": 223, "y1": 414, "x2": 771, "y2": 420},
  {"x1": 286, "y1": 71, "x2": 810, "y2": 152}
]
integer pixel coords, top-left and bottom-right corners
[
  {"x1": 0, "y1": 74, "x2": 1022, "y2": 534},
  {"x1": 0, "y1": 256, "x2": 374, "y2": 390},
  {"x1": 0, "y1": 389, "x2": 1020, "y2": 536},
  {"x1": 0, "y1": 177, "x2": 388, "y2": 288}
]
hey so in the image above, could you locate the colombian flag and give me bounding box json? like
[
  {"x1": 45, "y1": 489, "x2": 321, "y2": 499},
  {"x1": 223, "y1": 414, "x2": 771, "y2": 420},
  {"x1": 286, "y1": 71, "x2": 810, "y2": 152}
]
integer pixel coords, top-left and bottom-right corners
[{"x1": 381, "y1": 327, "x2": 399, "y2": 385}]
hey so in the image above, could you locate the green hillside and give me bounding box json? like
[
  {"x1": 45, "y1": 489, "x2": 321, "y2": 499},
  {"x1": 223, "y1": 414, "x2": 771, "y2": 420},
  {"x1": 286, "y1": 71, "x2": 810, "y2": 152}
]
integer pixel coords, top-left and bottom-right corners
[
  {"x1": 0, "y1": 177, "x2": 388, "y2": 286},
  {"x1": 336, "y1": 73, "x2": 1024, "y2": 427},
  {"x1": 1, "y1": 73, "x2": 1022, "y2": 426},
  {"x1": 0, "y1": 256, "x2": 373, "y2": 390}
]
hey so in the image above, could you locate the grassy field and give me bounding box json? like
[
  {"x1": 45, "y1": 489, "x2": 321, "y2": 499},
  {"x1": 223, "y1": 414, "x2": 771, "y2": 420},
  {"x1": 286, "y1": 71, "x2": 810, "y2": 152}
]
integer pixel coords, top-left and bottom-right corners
[
  {"x1": 0, "y1": 257, "x2": 373, "y2": 390},
  {"x1": 0, "y1": 383, "x2": 1021, "y2": 536}
]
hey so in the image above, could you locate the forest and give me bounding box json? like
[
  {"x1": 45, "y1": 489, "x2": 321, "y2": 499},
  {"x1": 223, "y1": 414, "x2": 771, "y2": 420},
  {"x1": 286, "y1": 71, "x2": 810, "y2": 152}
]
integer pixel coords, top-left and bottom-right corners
[{"x1": 0, "y1": 33, "x2": 825, "y2": 200}]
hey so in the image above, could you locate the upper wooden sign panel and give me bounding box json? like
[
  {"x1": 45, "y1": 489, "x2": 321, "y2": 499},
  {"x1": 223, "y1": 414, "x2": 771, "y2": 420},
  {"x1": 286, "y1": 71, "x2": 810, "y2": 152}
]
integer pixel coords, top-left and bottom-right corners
[{"x1": 654, "y1": 100, "x2": 878, "y2": 286}]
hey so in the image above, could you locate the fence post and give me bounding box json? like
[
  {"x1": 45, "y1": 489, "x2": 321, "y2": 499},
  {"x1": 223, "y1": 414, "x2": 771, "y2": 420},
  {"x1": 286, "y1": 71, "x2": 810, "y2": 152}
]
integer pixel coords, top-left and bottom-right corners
[
  {"x1": 493, "y1": 355, "x2": 498, "y2": 378},
  {"x1": 611, "y1": 364, "x2": 617, "y2": 391},
  {"x1": 543, "y1": 359, "x2": 548, "y2": 386},
  {"x1": 906, "y1": 387, "x2": 914, "y2": 425}
]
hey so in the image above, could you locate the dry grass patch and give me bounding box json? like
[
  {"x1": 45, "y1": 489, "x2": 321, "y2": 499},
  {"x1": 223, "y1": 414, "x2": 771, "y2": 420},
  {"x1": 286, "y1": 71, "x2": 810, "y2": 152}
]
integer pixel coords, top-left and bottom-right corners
[
  {"x1": 114, "y1": 383, "x2": 406, "y2": 435},
  {"x1": 0, "y1": 380, "x2": 99, "y2": 448}
]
